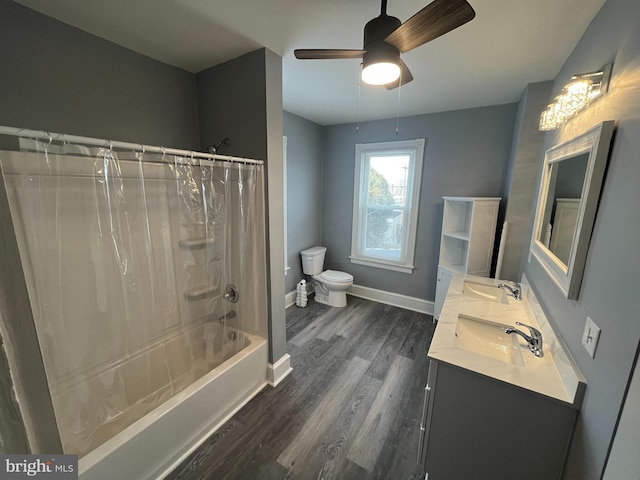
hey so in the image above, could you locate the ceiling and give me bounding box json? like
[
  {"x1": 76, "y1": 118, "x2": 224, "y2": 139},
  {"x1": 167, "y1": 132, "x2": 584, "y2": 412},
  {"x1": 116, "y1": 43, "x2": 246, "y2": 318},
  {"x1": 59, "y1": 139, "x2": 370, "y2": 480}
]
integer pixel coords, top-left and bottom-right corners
[{"x1": 16, "y1": 0, "x2": 607, "y2": 126}]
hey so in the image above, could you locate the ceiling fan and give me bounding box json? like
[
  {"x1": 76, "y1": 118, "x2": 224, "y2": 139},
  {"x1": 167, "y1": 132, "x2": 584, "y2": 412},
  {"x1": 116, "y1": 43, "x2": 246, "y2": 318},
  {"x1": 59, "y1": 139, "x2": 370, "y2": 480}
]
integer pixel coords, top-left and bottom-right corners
[{"x1": 294, "y1": 0, "x2": 476, "y2": 89}]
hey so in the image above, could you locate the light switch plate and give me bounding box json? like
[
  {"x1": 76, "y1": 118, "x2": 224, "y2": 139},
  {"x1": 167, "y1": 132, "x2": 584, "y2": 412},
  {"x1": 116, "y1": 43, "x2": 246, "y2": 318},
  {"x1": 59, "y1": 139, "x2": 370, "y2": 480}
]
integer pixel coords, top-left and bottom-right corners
[{"x1": 582, "y1": 316, "x2": 601, "y2": 358}]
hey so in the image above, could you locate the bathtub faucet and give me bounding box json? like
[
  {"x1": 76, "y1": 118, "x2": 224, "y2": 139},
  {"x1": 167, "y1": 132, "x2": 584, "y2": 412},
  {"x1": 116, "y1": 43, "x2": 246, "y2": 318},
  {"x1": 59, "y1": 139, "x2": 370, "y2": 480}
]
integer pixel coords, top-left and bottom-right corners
[{"x1": 218, "y1": 310, "x2": 236, "y2": 323}]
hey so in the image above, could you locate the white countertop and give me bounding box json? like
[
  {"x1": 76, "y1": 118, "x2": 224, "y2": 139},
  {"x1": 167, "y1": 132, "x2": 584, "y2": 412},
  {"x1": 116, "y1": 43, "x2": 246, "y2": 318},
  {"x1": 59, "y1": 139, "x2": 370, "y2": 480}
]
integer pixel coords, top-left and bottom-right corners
[{"x1": 428, "y1": 273, "x2": 585, "y2": 408}]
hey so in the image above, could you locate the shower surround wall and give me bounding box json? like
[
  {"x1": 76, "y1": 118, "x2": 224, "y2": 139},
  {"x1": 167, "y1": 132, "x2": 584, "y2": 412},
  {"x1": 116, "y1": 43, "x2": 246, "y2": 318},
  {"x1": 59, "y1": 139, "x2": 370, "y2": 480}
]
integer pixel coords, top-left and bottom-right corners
[{"x1": 0, "y1": 141, "x2": 269, "y2": 475}]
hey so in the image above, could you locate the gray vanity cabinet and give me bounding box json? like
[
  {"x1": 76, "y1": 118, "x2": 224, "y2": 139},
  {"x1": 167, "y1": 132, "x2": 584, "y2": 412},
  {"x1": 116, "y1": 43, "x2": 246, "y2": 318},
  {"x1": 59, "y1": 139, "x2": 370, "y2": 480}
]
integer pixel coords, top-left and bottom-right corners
[{"x1": 418, "y1": 359, "x2": 578, "y2": 480}]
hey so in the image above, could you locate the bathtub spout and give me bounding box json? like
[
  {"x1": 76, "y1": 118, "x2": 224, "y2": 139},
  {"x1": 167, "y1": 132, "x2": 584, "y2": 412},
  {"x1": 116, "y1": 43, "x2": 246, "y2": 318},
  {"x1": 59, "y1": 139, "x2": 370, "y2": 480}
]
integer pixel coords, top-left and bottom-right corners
[{"x1": 217, "y1": 310, "x2": 236, "y2": 323}]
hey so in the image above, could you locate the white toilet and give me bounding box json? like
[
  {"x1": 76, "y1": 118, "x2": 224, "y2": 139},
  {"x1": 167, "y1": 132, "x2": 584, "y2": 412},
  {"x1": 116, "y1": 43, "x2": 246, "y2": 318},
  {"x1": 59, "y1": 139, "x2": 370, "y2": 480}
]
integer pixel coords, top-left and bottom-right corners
[{"x1": 301, "y1": 246, "x2": 353, "y2": 307}]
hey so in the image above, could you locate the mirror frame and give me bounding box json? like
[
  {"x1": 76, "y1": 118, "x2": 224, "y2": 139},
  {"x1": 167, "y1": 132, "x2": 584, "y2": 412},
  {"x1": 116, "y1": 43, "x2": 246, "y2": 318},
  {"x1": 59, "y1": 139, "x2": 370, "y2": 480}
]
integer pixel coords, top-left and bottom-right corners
[{"x1": 530, "y1": 120, "x2": 614, "y2": 299}]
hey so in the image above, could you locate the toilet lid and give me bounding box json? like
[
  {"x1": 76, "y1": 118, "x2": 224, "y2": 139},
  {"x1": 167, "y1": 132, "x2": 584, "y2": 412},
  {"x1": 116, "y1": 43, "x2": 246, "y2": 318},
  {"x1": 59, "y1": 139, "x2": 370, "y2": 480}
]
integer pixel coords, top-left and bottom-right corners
[{"x1": 320, "y1": 270, "x2": 353, "y2": 283}]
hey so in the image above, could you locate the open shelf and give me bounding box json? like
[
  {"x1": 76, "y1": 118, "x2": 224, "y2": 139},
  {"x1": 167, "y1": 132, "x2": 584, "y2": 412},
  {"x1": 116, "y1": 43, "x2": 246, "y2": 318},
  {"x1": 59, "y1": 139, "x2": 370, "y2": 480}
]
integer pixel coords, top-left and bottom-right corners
[
  {"x1": 439, "y1": 235, "x2": 469, "y2": 270},
  {"x1": 440, "y1": 264, "x2": 466, "y2": 274},
  {"x1": 442, "y1": 199, "x2": 473, "y2": 237},
  {"x1": 442, "y1": 231, "x2": 470, "y2": 241}
]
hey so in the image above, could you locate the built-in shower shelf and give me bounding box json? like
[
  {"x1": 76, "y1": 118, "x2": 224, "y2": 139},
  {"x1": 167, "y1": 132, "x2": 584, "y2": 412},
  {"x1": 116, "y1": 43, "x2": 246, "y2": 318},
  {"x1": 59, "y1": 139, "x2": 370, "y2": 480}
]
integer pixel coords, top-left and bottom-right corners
[
  {"x1": 179, "y1": 237, "x2": 215, "y2": 249},
  {"x1": 184, "y1": 285, "x2": 217, "y2": 301}
]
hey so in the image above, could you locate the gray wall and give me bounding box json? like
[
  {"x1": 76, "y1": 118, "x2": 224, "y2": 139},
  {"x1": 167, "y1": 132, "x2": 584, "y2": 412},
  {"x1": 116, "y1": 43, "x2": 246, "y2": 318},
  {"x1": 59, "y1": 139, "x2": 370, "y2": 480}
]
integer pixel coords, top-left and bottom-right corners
[
  {"x1": 197, "y1": 49, "x2": 268, "y2": 159},
  {"x1": 0, "y1": 0, "x2": 288, "y2": 442},
  {"x1": 283, "y1": 111, "x2": 324, "y2": 293},
  {"x1": 198, "y1": 48, "x2": 287, "y2": 364},
  {"x1": 264, "y1": 49, "x2": 287, "y2": 365},
  {"x1": 603, "y1": 342, "x2": 640, "y2": 479},
  {"x1": 0, "y1": 0, "x2": 200, "y2": 149},
  {"x1": 322, "y1": 105, "x2": 517, "y2": 300},
  {"x1": 501, "y1": 81, "x2": 552, "y2": 281},
  {"x1": 522, "y1": 0, "x2": 640, "y2": 477}
]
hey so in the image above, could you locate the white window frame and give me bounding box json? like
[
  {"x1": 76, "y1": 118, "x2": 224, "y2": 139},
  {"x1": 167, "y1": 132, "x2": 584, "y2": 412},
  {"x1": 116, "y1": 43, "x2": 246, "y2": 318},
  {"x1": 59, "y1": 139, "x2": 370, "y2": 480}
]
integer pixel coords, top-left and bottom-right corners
[{"x1": 350, "y1": 138, "x2": 425, "y2": 274}]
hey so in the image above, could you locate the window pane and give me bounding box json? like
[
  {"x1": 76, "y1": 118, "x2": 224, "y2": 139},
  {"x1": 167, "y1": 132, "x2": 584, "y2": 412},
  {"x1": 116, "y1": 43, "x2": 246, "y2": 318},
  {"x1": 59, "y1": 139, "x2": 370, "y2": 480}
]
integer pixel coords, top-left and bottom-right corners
[
  {"x1": 363, "y1": 154, "x2": 410, "y2": 261},
  {"x1": 364, "y1": 206, "x2": 406, "y2": 260},
  {"x1": 367, "y1": 155, "x2": 410, "y2": 208}
]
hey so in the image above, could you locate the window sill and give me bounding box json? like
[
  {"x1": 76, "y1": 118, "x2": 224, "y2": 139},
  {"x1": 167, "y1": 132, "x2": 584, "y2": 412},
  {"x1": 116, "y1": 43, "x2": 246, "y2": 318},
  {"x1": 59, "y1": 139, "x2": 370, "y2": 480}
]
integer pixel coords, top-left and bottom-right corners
[{"x1": 349, "y1": 256, "x2": 415, "y2": 274}]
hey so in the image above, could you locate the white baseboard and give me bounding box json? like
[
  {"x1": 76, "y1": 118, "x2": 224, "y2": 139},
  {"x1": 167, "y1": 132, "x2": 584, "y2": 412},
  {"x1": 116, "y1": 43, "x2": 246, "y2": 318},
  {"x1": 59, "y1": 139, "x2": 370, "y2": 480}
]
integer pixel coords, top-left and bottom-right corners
[
  {"x1": 348, "y1": 284, "x2": 434, "y2": 315},
  {"x1": 285, "y1": 290, "x2": 296, "y2": 309},
  {"x1": 267, "y1": 353, "x2": 293, "y2": 387}
]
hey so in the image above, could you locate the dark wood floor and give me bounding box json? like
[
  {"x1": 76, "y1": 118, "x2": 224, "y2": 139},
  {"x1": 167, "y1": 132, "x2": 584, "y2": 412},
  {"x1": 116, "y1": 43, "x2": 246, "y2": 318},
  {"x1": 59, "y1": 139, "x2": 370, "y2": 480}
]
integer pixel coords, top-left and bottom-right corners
[{"x1": 166, "y1": 295, "x2": 435, "y2": 480}]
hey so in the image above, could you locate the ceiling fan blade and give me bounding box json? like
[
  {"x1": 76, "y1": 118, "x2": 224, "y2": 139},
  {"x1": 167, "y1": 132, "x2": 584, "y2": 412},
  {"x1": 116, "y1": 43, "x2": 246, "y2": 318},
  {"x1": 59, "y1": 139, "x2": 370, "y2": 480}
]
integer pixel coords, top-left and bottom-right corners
[
  {"x1": 385, "y1": 60, "x2": 414, "y2": 90},
  {"x1": 385, "y1": 0, "x2": 476, "y2": 53},
  {"x1": 294, "y1": 49, "x2": 365, "y2": 60}
]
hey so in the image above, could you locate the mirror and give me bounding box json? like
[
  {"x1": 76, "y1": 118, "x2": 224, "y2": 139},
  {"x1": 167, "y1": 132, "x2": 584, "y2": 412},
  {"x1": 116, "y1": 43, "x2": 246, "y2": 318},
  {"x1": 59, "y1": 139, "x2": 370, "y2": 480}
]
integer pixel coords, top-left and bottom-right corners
[
  {"x1": 530, "y1": 121, "x2": 614, "y2": 299},
  {"x1": 537, "y1": 152, "x2": 589, "y2": 265}
]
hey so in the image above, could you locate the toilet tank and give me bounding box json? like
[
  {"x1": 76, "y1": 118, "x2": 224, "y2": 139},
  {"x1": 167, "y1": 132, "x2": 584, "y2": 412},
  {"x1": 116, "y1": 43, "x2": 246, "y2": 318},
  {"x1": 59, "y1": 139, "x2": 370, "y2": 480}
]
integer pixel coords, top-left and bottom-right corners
[{"x1": 301, "y1": 246, "x2": 326, "y2": 275}]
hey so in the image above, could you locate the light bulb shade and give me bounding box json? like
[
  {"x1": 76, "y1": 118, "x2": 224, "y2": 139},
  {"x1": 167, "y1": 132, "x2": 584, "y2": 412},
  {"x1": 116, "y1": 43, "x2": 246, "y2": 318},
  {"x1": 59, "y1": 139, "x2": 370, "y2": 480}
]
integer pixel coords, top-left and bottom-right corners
[
  {"x1": 361, "y1": 43, "x2": 401, "y2": 86},
  {"x1": 362, "y1": 62, "x2": 401, "y2": 85}
]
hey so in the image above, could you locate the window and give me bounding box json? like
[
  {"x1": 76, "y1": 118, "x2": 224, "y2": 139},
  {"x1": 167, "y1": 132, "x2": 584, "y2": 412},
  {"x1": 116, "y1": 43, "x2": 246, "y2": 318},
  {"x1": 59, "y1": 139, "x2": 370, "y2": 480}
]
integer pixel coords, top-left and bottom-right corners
[{"x1": 350, "y1": 139, "x2": 425, "y2": 273}]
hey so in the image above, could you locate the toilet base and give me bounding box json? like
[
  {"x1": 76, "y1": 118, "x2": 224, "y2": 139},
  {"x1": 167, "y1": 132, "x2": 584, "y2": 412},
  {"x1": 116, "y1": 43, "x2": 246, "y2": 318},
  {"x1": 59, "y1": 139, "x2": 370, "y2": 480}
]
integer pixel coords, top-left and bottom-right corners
[{"x1": 314, "y1": 289, "x2": 348, "y2": 308}]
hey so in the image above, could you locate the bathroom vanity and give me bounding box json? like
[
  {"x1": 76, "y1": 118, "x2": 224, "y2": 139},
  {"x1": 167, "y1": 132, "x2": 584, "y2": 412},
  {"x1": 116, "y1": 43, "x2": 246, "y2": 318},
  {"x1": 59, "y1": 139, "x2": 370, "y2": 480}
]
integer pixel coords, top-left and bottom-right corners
[{"x1": 419, "y1": 274, "x2": 585, "y2": 479}]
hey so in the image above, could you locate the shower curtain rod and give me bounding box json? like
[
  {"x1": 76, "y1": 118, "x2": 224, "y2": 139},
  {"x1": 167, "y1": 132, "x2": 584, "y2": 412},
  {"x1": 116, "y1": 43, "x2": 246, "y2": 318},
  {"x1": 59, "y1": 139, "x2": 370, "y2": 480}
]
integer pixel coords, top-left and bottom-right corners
[{"x1": 0, "y1": 126, "x2": 264, "y2": 165}]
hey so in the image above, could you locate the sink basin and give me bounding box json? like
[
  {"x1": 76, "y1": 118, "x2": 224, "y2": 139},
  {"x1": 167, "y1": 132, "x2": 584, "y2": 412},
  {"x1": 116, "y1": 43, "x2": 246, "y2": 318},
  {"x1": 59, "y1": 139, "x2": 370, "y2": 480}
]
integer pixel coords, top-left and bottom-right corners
[
  {"x1": 462, "y1": 281, "x2": 510, "y2": 304},
  {"x1": 454, "y1": 315, "x2": 524, "y2": 366}
]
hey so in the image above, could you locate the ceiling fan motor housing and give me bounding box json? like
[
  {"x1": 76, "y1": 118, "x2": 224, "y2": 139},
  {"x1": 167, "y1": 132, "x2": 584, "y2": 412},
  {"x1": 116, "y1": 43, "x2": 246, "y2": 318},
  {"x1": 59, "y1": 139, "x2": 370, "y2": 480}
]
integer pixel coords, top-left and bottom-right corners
[
  {"x1": 363, "y1": 14, "x2": 402, "y2": 67},
  {"x1": 363, "y1": 14, "x2": 401, "y2": 48}
]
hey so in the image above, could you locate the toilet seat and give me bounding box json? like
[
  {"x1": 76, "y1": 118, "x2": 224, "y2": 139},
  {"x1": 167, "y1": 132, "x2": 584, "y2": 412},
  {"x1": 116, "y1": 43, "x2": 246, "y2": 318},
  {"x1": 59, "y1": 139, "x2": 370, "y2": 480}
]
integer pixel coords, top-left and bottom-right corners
[{"x1": 319, "y1": 270, "x2": 353, "y2": 283}]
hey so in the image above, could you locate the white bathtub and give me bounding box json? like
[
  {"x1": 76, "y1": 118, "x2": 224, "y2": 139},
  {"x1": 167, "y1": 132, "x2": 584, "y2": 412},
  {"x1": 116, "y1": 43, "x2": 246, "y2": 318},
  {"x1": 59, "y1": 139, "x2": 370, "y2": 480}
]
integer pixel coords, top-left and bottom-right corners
[
  {"x1": 0, "y1": 149, "x2": 271, "y2": 478},
  {"x1": 78, "y1": 332, "x2": 268, "y2": 480}
]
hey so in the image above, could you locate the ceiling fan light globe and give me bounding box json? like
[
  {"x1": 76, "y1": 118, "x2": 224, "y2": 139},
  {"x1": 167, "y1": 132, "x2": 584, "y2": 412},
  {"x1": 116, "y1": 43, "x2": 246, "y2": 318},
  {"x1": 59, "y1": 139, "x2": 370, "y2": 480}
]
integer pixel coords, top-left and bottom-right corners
[{"x1": 361, "y1": 62, "x2": 401, "y2": 85}]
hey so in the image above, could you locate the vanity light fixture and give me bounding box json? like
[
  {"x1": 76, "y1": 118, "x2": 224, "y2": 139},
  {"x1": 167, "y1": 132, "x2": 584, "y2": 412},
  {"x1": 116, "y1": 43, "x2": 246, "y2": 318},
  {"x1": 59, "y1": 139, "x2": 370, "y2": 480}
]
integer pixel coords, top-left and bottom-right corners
[{"x1": 539, "y1": 64, "x2": 612, "y2": 131}]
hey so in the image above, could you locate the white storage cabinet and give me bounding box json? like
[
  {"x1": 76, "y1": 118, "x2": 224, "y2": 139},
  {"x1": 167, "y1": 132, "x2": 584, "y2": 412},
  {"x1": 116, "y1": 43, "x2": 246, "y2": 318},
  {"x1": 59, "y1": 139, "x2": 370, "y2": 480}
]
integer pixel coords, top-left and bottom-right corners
[{"x1": 434, "y1": 197, "x2": 500, "y2": 319}]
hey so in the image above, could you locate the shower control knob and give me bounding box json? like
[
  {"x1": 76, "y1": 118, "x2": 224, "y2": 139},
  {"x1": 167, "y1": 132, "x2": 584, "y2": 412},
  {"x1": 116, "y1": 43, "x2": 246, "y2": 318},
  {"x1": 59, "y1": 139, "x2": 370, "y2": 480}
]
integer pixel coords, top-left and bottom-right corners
[{"x1": 224, "y1": 284, "x2": 239, "y2": 303}]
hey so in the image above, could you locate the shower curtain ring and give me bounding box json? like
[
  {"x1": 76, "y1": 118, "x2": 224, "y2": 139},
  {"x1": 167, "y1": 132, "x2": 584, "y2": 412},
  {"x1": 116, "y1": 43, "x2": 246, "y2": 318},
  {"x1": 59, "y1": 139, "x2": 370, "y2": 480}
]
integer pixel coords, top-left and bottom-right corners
[
  {"x1": 161, "y1": 146, "x2": 166, "y2": 157},
  {"x1": 140, "y1": 144, "x2": 145, "y2": 155},
  {"x1": 46, "y1": 132, "x2": 53, "y2": 147}
]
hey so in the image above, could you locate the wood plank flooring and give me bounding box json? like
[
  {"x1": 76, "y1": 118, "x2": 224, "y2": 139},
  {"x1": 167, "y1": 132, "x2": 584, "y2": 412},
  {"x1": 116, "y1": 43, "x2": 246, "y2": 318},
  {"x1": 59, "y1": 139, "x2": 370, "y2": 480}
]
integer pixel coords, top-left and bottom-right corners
[{"x1": 166, "y1": 296, "x2": 435, "y2": 480}]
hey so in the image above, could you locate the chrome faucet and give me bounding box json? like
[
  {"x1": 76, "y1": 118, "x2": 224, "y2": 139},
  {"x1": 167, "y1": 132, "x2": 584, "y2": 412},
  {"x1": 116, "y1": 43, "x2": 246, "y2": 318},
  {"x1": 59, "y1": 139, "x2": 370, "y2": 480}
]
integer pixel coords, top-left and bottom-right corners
[
  {"x1": 497, "y1": 281, "x2": 522, "y2": 300},
  {"x1": 505, "y1": 322, "x2": 543, "y2": 357}
]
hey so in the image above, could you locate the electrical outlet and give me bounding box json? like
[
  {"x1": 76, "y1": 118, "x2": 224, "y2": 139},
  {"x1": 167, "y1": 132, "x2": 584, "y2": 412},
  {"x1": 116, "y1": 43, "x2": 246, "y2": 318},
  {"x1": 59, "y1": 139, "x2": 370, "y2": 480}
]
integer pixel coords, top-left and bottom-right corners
[{"x1": 581, "y1": 316, "x2": 601, "y2": 358}]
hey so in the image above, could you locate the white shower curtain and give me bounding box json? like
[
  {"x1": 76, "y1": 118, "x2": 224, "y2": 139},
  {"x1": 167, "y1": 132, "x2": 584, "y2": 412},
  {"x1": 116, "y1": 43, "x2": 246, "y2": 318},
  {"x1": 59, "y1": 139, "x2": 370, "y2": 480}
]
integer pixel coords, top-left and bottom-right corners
[{"x1": 0, "y1": 138, "x2": 268, "y2": 456}]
